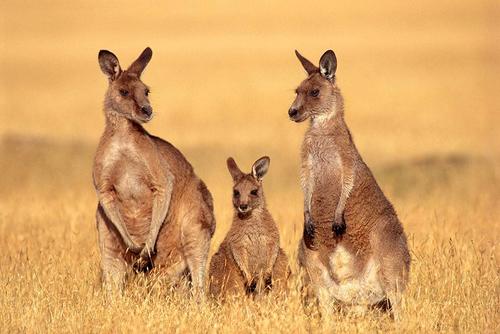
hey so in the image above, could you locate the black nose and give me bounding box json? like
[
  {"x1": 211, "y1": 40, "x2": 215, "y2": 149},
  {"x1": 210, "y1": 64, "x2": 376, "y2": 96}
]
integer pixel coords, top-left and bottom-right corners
[
  {"x1": 141, "y1": 106, "x2": 152, "y2": 117},
  {"x1": 239, "y1": 204, "x2": 248, "y2": 210},
  {"x1": 288, "y1": 108, "x2": 298, "y2": 118}
]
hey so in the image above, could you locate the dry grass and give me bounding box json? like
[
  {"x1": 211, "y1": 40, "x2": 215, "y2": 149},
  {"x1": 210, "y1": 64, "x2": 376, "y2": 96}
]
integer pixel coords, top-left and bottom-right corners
[{"x1": 0, "y1": 0, "x2": 499, "y2": 332}]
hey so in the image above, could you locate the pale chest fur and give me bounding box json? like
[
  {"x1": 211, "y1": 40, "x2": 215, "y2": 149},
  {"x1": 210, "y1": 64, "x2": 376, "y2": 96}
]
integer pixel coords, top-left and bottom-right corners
[
  {"x1": 301, "y1": 134, "x2": 342, "y2": 186},
  {"x1": 103, "y1": 139, "x2": 152, "y2": 198},
  {"x1": 300, "y1": 133, "x2": 343, "y2": 214},
  {"x1": 228, "y1": 217, "x2": 279, "y2": 275},
  {"x1": 326, "y1": 245, "x2": 385, "y2": 305},
  {"x1": 97, "y1": 137, "x2": 154, "y2": 233}
]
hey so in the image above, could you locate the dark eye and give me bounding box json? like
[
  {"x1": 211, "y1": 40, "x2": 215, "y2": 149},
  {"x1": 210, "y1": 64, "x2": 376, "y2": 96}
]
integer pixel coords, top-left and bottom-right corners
[
  {"x1": 145, "y1": 89, "x2": 150, "y2": 96},
  {"x1": 119, "y1": 89, "x2": 129, "y2": 97},
  {"x1": 250, "y1": 189, "x2": 258, "y2": 196},
  {"x1": 309, "y1": 89, "x2": 319, "y2": 97},
  {"x1": 233, "y1": 190, "x2": 240, "y2": 198}
]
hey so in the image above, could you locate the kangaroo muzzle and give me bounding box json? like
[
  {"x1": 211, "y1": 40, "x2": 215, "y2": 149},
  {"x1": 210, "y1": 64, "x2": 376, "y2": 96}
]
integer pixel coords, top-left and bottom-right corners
[
  {"x1": 288, "y1": 105, "x2": 308, "y2": 122},
  {"x1": 141, "y1": 105, "x2": 152, "y2": 117},
  {"x1": 238, "y1": 204, "x2": 249, "y2": 213}
]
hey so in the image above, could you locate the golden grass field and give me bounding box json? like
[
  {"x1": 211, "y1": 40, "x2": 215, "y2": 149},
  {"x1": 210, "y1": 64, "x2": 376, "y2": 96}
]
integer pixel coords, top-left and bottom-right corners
[{"x1": 1, "y1": 0, "x2": 499, "y2": 332}]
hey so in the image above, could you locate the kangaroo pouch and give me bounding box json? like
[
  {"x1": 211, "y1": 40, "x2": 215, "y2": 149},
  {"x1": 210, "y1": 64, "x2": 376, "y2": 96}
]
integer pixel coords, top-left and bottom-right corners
[{"x1": 328, "y1": 246, "x2": 385, "y2": 305}]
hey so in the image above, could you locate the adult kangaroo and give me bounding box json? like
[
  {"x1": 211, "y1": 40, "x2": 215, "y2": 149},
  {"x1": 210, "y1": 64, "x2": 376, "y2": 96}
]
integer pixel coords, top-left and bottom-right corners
[
  {"x1": 93, "y1": 47, "x2": 215, "y2": 294},
  {"x1": 289, "y1": 50, "x2": 410, "y2": 319}
]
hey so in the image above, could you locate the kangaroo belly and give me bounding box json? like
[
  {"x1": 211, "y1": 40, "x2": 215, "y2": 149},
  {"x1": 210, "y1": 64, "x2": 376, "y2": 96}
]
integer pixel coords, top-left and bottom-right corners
[
  {"x1": 310, "y1": 179, "x2": 341, "y2": 223},
  {"x1": 307, "y1": 151, "x2": 342, "y2": 224},
  {"x1": 247, "y1": 243, "x2": 272, "y2": 275},
  {"x1": 120, "y1": 205, "x2": 152, "y2": 240},
  {"x1": 232, "y1": 229, "x2": 277, "y2": 277},
  {"x1": 113, "y1": 163, "x2": 154, "y2": 240},
  {"x1": 328, "y1": 246, "x2": 385, "y2": 305}
]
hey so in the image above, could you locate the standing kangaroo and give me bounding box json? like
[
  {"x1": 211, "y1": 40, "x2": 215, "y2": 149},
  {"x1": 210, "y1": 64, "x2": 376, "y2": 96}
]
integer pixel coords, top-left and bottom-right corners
[
  {"x1": 289, "y1": 50, "x2": 410, "y2": 319},
  {"x1": 209, "y1": 157, "x2": 290, "y2": 299},
  {"x1": 93, "y1": 47, "x2": 215, "y2": 294}
]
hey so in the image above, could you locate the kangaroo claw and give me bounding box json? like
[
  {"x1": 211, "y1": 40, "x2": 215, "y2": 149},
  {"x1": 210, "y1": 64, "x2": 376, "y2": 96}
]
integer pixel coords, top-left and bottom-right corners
[
  {"x1": 133, "y1": 254, "x2": 154, "y2": 273},
  {"x1": 303, "y1": 216, "x2": 316, "y2": 249},
  {"x1": 332, "y1": 214, "x2": 346, "y2": 236}
]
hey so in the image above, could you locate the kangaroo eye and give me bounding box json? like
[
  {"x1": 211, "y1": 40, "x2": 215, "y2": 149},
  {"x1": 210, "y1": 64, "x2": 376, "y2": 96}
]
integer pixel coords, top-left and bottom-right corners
[
  {"x1": 119, "y1": 89, "x2": 129, "y2": 97},
  {"x1": 145, "y1": 89, "x2": 150, "y2": 96},
  {"x1": 309, "y1": 89, "x2": 319, "y2": 97},
  {"x1": 233, "y1": 190, "x2": 240, "y2": 198},
  {"x1": 250, "y1": 189, "x2": 258, "y2": 196}
]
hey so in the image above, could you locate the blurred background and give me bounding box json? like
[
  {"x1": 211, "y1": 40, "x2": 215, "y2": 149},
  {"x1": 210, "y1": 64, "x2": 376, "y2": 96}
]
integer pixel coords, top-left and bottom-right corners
[
  {"x1": 1, "y1": 1, "x2": 499, "y2": 331},
  {"x1": 1, "y1": 0, "x2": 498, "y2": 240}
]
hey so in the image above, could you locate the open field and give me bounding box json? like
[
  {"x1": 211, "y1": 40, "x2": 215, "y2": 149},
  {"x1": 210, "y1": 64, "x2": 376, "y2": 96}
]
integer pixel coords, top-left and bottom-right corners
[{"x1": 1, "y1": 0, "x2": 499, "y2": 332}]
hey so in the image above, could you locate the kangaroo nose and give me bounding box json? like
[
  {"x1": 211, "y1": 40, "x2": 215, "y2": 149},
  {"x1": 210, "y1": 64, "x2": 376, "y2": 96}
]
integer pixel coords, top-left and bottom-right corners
[
  {"x1": 141, "y1": 105, "x2": 152, "y2": 117},
  {"x1": 239, "y1": 204, "x2": 248, "y2": 211},
  {"x1": 288, "y1": 107, "x2": 299, "y2": 118}
]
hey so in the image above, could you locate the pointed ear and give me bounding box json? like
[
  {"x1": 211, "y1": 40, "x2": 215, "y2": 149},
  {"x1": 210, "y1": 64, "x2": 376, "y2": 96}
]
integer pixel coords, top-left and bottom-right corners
[
  {"x1": 127, "y1": 47, "x2": 153, "y2": 77},
  {"x1": 252, "y1": 156, "x2": 270, "y2": 181},
  {"x1": 98, "y1": 50, "x2": 122, "y2": 81},
  {"x1": 227, "y1": 157, "x2": 243, "y2": 181},
  {"x1": 319, "y1": 50, "x2": 337, "y2": 80},
  {"x1": 295, "y1": 50, "x2": 318, "y2": 75}
]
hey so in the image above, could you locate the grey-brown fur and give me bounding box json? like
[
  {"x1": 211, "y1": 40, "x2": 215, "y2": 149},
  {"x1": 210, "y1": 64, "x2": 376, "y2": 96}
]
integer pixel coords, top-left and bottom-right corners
[
  {"x1": 289, "y1": 50, "x2": 410, "y2": 319},
  {"x1": 209, "y1": 157, "x2": 290, "y2": 299},
  {"x1": 93, "y1": 47, "x2": 215, "y2": 294}
]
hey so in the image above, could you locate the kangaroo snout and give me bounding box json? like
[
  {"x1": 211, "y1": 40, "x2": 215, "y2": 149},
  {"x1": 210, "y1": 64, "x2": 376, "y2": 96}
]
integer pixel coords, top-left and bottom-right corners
[
  {"x1": 288, "y1": 107, "x2": 299, "y2": 118},
  {"x1": 288, "y1": 106, "x2": 307, "y2": 122},
  {"x1": 141, "y1": 105, "x2": 153, "y2": 118},
  {"x1": 238, "y1": 204, "x2": 248, "y2": 212}
]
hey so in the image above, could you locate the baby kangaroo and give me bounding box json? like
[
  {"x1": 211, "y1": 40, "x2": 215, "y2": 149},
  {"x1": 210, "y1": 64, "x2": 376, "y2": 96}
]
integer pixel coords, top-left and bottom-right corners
[
  {"x1": 209, "y1": 157, "x2": 290, "y2": 299},
  {"x1": 93, "y1": 47, "x2": 215, "y2": 294},
  {"x1": 289, "y1": 50, "x2": 410, "y2": 319}
]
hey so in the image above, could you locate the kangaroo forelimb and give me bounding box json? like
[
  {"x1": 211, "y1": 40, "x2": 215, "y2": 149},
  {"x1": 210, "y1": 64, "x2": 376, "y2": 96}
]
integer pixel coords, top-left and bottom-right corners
[
  {"x1": 98, "y1": 190, "x2": 142, "y2": 253},
  {"x1": 333, "y1": 159, "x2": 355, "y2": 235},
  {"x1": 140, "y1": 170, "x2": 175, "y2": 260}
]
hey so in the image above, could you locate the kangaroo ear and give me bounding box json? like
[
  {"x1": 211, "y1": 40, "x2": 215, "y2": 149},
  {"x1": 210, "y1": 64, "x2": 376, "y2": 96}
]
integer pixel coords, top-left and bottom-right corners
[
  {"x1": 295, "y1": 50, "x2": 318, "y2": 75},
  {"x1": 252, "y1": 156, "x2": 270, "y2": 180},
  {"x1": 227, "y1": 157, "x2": 243, "y2": 181},
  {"x1": 319, "y1": 50, "x2": 337, "y2": 80},
  {"x1": 127, "y1": 47, "x2": 153, "y2": 77},
  {"x1": 98, "y1": 50, "x2": 121, "y2": 81}
]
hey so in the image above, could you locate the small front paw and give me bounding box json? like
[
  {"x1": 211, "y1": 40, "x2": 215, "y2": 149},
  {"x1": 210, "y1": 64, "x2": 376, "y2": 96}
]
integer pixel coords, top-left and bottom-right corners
[
  {"x1": 133, "y1": 244, "x2": 155, "y2": 272},
  {"x1": 140, "y1": 243, "x2": 156, "y2": 260},
  {"x1": 332, "y1": 214, "x2": 346, "y2": 236},
  {"x1": 264, "y1": 274, "x2": 273, "y2": 290},
  {"x1": 133, "y1": 257, "x2": 153, "y2": 273},
  {"x1": 304, "y1": 220, "x2": 315, "y2": 239},
  {"x1": 303, "y1": 216, "x2": 316, "y2": 249},
  {"x1": 246, "y1": 279, "x2": 257, "y2": 294},
  {"x1": 303, "y1": 214, "x2": 315, "y2": 243}
]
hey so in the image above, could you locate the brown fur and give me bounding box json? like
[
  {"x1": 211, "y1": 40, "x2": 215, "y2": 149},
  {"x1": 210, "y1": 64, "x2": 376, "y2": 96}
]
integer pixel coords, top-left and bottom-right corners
[
  {"x1": 93, "y1": 48, "x2": 215, "y2": 294},
  {"x1": 209, "y1": 157, "x2": 290, "y2": 299},
  {"x1": 289, "y1": 50, "x2": 410, "y2": 319}
]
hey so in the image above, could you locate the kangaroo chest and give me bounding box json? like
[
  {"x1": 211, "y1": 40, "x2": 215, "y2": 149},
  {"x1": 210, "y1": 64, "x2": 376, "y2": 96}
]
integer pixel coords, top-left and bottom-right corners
[
  {"x1": 104, "y1": 140, "x2": 154, "y2": 227},
  {"x1": 230, "y1": 223, "x2": 278, "y2": 274},
  {"x1": 114, "y1": 157, "x2": 152, "y2": 203},
  {"x1": 301, "y1": 135, "x2": 343, "y2": 221}
]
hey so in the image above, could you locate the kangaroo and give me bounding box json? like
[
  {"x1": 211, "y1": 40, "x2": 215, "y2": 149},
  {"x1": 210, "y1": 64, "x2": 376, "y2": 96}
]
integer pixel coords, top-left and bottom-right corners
[
  {"x1": 209, "y1": 157, "x2": 290, "y2": 299},
  {"x1": 288, "y1": 50, "x2": 410, "y2": 319},
  {"x1": 93, "y1": 47, "x2": 215, "y2": 294}
]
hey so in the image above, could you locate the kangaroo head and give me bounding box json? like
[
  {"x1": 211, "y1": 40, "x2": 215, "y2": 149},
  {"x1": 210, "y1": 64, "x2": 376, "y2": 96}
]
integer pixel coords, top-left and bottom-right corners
[
  {"x1": 288, "y1": 50, "x2": 341, "y2": 123},
  {"x1": 226, "y1": 156, "x2": 270, "y2": 217},
  {"x1": 98, "y1": 47, "x2": 153, "y2": 123}
]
